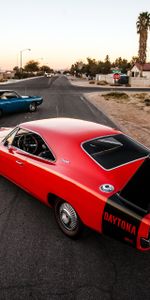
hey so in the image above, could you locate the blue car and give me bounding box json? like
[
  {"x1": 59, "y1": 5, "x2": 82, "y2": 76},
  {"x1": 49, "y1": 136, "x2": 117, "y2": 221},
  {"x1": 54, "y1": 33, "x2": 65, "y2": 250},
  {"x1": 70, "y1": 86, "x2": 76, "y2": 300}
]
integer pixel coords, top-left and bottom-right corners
[{"x1": 0, "y1": 90, "x2": 43, "y2": 117}]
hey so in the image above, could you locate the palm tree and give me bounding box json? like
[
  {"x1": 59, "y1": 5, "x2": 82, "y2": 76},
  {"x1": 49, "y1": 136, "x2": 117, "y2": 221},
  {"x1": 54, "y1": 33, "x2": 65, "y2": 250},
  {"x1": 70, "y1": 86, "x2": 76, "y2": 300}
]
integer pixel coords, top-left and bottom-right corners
[{"x1": 136, "y1": 12, "x2": 150, "y2": 65}]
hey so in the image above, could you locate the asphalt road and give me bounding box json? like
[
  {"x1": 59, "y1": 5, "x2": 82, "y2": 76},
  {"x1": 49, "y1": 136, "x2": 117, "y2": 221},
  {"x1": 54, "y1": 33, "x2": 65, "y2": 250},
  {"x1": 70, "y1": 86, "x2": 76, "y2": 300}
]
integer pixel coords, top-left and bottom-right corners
[{"x1": 0, "y1": 76, "x2": 149, "y2": 300}]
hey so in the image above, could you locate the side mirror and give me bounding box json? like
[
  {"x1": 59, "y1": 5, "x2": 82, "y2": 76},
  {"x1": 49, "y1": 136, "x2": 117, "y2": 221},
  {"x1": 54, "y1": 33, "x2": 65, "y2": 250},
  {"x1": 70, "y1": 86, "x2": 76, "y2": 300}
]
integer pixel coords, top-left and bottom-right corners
[{"x1": 3, "y1": 140, "x2": 9, "y2": 147}]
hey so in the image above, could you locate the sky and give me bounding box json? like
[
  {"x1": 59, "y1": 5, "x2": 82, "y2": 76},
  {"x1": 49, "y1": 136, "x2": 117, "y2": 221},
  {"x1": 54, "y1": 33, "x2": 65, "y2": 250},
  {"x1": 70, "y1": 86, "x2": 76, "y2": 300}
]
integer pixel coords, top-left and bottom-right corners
[{"x1": 0, "y1": 0, "x2": 150, "y2": 70}]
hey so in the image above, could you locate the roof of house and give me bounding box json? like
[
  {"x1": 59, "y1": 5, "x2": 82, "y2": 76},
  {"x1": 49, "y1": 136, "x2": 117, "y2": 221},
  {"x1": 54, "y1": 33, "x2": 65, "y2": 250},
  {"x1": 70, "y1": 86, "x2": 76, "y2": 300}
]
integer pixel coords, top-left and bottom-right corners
[{"x1": 134, "y1": 63, "x2": 150, "y2": 71}]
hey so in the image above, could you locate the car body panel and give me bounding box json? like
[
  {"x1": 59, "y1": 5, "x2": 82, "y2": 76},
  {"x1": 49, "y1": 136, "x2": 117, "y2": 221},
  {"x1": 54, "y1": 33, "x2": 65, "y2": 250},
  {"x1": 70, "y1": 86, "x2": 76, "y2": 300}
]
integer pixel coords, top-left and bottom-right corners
[{"x1": 0, "y1": 118, "x2": 149, "y2": 251}]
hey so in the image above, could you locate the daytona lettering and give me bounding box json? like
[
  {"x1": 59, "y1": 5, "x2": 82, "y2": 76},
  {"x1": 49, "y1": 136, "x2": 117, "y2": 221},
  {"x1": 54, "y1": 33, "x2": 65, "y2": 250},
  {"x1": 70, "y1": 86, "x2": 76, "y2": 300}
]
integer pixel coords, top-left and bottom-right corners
[{"x1": 104, "y1": 212, "x2": 136, "y2": 235}]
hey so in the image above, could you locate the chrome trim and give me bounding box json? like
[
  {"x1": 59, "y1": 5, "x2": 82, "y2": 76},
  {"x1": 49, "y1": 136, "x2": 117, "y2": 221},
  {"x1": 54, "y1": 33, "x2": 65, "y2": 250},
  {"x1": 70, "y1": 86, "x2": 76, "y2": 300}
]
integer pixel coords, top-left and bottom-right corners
[
  {"x1": 140, "y1": 237, "x2": 150, "y2": 248},
  {"x1": 16, "y1": 160, "x2": 23, "y2": 165},
  {"x1": 100, "y1": 184, "x2": 114, "y2": 193},
  {"x1": 2, "y1": 126, "x2": 19, "y2": 143},
  {"x1": 59, "y1": 202, "x2": 78, "y2": 231}
]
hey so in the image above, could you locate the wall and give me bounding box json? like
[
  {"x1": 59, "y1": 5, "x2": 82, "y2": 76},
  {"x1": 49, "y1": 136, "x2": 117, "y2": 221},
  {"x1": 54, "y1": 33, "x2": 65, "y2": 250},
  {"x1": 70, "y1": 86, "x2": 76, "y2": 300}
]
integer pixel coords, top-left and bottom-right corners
[
  {"x1": 129, "y1": 77, "x2": 150, "y2": 87},
  {"x1": 142, "y1": 71, "x2": 150, "y2": 79},
  {"x1": 96, "y1": 74, "x2": 114, "y2": 84},
  {"x1": 95, "y1": 73, "x2": 150, "y2": 87}
]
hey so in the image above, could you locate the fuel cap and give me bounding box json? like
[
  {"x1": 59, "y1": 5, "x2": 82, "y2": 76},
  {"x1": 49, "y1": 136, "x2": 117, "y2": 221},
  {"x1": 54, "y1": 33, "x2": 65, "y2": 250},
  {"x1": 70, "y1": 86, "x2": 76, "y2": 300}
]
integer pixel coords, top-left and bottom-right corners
[{"x1": 99, "y1": 184, "x2": 114, "y2": 193}]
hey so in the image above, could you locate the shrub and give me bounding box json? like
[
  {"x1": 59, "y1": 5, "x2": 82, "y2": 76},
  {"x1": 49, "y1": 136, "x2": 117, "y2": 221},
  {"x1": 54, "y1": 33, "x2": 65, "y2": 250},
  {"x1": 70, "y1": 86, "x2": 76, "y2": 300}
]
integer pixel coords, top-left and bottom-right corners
[
  {"x1": 89, "y1": 80, "x2": 95, "y2": 84},
  {"x1": 97, "y1": 80, "x2": 108, "y2": 85},
  {"x1": 144, "y1": 98, "x2": 150, "y2": 106},
  {"x1": 0, "y1": 78, "x2": 6, "y2": 82},
  {"x1": 134, "y1": 93, "x2": 148, "y2": 100},
  {"x1": 102, "y1": 92, "x2": 129, "y2": 100}
]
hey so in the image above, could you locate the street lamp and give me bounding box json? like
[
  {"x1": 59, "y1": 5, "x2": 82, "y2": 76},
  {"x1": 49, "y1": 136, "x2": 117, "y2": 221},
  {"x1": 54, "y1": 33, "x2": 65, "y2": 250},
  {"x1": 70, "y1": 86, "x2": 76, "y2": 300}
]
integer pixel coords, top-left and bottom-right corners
[{"x1": 20, "y1": 48, "x2": 31, "y2": 72}]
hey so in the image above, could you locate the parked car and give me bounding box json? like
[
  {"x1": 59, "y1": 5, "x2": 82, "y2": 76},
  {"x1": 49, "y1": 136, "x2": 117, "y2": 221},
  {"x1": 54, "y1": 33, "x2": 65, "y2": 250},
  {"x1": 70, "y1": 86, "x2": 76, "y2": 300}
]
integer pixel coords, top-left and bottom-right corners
[
  {"x1": 0, "y1": 118, "x2": 149, "y2": 251},
  {"x1": 0, "y1": 90, "x2": 43, "y2": 117},
  {"x1": 118, "y1": 74, "x2": 129, "y2": 85}
]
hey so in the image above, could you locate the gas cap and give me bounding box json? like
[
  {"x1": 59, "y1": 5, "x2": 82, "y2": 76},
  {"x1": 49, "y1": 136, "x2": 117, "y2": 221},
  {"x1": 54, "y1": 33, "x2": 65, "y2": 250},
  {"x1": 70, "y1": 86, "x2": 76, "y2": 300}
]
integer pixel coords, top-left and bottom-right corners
[{"x1": 99, "y1": 184, "x2": 114, "y2": 193}]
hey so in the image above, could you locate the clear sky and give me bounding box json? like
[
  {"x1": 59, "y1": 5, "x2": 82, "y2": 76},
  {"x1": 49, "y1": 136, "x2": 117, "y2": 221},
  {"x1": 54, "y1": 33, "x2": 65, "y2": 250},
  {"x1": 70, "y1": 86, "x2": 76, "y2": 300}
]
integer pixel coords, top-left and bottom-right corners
[{"x1": 0, "y1": 0, "x2": 150, "y2": 70}]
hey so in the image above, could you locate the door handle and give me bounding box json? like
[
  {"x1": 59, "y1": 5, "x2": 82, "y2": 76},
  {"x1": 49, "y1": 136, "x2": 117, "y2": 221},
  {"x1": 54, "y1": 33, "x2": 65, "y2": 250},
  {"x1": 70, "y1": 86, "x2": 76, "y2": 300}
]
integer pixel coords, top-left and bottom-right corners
[{"x1": 16, "y1": 160, "x2": 24, "y2": 166}]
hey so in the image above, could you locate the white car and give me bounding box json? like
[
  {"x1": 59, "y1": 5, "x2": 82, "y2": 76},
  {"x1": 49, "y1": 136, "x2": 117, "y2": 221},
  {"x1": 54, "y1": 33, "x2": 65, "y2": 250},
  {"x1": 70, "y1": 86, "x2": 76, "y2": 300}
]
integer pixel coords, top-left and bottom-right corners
[{"x1": 45, "y1": 73, "x2": 54, "y2": 78}]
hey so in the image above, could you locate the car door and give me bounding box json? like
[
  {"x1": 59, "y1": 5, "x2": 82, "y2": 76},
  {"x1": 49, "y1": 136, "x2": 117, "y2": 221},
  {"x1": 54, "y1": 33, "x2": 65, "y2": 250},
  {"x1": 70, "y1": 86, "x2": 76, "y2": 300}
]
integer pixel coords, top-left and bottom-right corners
[
  {"x1": 0, "y1": 128, "x2": 57, "y2": 203},
  {"x1": 0, "y1": 128, "x2": 28, "y2": 187},
  {"x1": 23, "y1": 133, "x2": 57, "y2": 203}
]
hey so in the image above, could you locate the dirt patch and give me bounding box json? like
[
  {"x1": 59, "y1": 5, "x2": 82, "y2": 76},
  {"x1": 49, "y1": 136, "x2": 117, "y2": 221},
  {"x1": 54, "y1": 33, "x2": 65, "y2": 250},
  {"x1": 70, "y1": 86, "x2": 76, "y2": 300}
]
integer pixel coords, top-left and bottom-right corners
[{"x1": 85, "y1": 92, "x2": 150, "y2": 148}]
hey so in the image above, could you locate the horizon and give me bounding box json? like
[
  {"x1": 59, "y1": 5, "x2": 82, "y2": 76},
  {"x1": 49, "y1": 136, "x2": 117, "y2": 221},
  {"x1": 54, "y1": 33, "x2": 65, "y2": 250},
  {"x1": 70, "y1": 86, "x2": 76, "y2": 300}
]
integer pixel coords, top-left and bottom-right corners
[{"x1": 0, "y1": 0, "x2": 150, "y2": 71}]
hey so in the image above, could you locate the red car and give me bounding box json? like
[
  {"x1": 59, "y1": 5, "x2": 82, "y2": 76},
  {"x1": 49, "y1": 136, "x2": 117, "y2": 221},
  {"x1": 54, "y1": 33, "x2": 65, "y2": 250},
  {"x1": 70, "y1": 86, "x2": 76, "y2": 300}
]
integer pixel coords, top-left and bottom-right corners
[{"x1": 0, "y1": 118, "x2": 149, "y2": 251}]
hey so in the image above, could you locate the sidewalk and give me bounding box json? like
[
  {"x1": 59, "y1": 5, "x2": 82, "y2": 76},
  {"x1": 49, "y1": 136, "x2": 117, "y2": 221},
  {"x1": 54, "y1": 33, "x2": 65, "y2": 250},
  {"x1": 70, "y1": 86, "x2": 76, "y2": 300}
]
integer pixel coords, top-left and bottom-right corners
[
  {"x1": 70, "y1": 77, "x2": 101, "y2": 88},
  {"x1": 0, "y1": 76, "x2": 42, "y2": 85},
  {"x1": 70, "y1": 76, "x2": 150, "y2": 90}
]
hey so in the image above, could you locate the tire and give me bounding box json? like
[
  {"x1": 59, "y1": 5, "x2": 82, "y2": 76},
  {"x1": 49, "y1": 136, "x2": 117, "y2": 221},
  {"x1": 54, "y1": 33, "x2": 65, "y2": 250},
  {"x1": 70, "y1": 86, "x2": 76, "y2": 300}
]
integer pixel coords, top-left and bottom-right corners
[
  {"x1": 54, "y1": 199, "x2": 82, "y2": 238},
  {"x1": 0, "y1": 109, "x2": 3, "y2": 117},
  {"x1": 29, "y1": 102, "x2": 36, "y2": 112}
]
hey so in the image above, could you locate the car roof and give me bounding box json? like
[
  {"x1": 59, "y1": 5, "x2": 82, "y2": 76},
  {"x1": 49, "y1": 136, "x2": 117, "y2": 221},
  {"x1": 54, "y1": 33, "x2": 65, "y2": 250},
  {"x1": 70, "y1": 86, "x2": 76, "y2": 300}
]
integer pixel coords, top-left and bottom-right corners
[
  {"x1": 0, "y1": 90, "x2": 15, "y2": 94},
  {"x1": 21, "y1": 118, "x2": 120, "y2": 145}
]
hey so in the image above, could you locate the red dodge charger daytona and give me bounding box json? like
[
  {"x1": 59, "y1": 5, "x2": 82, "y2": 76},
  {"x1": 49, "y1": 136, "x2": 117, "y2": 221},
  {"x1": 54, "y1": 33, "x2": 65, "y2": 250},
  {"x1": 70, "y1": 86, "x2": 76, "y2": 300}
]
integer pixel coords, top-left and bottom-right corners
[{"x1": 0, "y1": 118, "x2": 149, "y2": 251}]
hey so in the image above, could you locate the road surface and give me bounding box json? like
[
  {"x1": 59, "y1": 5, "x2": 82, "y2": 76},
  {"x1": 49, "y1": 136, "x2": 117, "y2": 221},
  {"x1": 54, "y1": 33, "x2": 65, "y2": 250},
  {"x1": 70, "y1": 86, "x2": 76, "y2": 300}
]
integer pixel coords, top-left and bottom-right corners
[{"x1": 0, "y1": 76, "x2": 149, "y2": 300}]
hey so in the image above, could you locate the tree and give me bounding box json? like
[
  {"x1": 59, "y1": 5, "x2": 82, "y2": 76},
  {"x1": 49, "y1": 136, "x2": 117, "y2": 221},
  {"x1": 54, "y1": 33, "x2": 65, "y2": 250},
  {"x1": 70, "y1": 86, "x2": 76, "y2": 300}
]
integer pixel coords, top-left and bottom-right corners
[
  {"x1": 13, "y1": 66, "x2": 19, "y2": 72},
  {"x1": 24, "y1": 60, "x2": 39, "y2": 72},
  {"x1": 130, "y1": 56, "x2": 139, "y2": 66},
  {"x1": 112, "y1": 57, "x2": 131, "y2": 73},
  {"x1": 13, "y1": 66, "x2": 22, "y2": 79},
  {"x1": 102, "y1": 55, "x2": 111, "y2": 74},
  {"x1": 70, "y1": 56, "x2": 132, "y2": 77},
  {"x1": 136, "y1": 12, "x2": 150, "y2": 64},
  {"x1": 40, "y1": 65, "x2": 53, "y2": 73},
  {"x1": 86, "y1": 58, "x2": 98, "y2": 78},
  {"x1": 70, "y1": 61, "x2": 84, "y2": 77}
]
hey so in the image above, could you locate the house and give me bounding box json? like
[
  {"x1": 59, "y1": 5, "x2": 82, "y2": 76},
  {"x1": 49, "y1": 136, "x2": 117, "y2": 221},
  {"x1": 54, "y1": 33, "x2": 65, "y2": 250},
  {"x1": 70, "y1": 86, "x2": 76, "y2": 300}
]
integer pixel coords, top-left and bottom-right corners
[
  {"x1": 130, "y1": 63, "x2": 150, "y2": 78},
  {"x1": 0, "y1": 70, "x2": 15, "y2": 82}
]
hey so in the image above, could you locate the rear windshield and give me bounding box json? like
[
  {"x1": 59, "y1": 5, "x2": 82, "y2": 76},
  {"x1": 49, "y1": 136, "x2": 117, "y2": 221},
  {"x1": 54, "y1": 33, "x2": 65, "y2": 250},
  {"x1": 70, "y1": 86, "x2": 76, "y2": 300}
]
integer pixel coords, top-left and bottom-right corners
[{"x1": 82, "y1": 134, "x2": 149, "y2": 170}]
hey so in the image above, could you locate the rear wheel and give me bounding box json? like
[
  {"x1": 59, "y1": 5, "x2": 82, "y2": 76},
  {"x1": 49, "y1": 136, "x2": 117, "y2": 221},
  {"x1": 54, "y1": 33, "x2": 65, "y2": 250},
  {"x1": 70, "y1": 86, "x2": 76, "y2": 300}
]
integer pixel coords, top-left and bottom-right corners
[
  {"x1": 54, "y1": 199, "x2": 82, "y2": 238},
  {"x1": 29, "y1": 102, "x2": 36, "y2": 112}
]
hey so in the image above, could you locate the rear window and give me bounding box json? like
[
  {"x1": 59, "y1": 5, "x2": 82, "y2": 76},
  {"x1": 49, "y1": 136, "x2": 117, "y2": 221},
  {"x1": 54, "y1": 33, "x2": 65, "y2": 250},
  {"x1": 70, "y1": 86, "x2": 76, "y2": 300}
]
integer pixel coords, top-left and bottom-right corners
[{"x1": 82, "y1": 134, "x2": 149, "y2": 170}]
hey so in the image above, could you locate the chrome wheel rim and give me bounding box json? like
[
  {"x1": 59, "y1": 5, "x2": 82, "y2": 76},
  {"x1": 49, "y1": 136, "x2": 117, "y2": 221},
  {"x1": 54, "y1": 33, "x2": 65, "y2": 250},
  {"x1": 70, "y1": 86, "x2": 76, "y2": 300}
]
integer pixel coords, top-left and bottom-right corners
[
  {"x1": 59, "y1": 203, "x2": 78, "y2": 231},
  {"x1": 30, "y1": 103, "x2": 35, "y2": 111}
]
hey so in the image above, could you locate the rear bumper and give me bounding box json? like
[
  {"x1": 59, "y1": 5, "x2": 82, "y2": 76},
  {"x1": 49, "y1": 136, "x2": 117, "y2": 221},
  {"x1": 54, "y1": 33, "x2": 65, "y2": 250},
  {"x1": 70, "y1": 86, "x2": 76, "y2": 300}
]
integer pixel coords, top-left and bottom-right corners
[{"x1": 137, "y1": 214, "x2": 150, "y2": 251}]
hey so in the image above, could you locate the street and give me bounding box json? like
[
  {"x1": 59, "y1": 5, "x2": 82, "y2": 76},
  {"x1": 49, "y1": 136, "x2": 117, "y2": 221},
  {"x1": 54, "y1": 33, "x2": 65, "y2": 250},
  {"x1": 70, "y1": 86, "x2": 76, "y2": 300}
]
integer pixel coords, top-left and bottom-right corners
[{"x1": 0, "y1": 76, "x2": 149, "y2": 300}]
